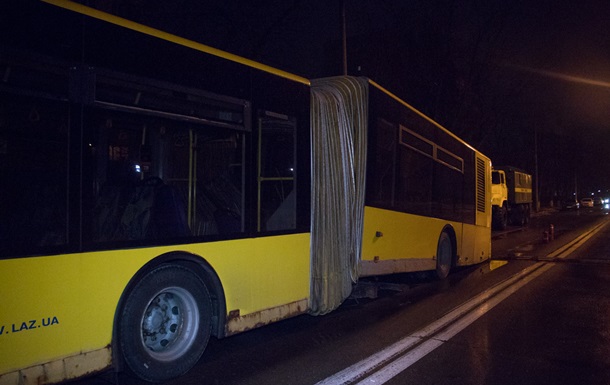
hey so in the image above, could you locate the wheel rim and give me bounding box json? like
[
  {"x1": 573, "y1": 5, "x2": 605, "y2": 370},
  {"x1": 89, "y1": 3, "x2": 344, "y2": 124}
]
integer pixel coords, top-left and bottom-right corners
[{"x1": 140, "y1": 287, "x2": 200, "y2": 362}]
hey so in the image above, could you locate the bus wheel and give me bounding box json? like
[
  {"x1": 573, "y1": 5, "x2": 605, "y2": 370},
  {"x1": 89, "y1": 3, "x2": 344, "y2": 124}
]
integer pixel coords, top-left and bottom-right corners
[
  {"x1": 119, "y1": 264, "x2": 212, "y2": 382},
  {"x1": 435, "y1": 231, "x2": 452, "y2": 280}
]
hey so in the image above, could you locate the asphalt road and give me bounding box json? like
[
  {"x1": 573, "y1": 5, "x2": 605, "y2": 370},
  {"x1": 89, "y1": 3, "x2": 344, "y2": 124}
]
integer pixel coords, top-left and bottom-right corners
[
  {"x1": 383, "y1": 208, "x2": 610, "y2": 385},
  {"x1": 73, "y1": 206, "x2": 610, "y2": 385}
]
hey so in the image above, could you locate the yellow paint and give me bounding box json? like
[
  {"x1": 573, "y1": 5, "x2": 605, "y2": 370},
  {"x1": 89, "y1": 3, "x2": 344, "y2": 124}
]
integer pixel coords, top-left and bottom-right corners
[
  {"x1": 226, "y1": 299, "x2": 308, "y2": 335},
  {"x1": 489, "y1": 260, "x2": 508, "y2": 271},
  {"x1": 362, "y1": 206, "x2": 462, "y2": 262},
  {"x1": 0, "y1": 233, "x2": 310, "y2": 378},
  {"x1": 0, "y1": 348, "x2": 111, "y2": 385},
  {"x1": 461, "y1": 220, "x2": 491, "y2": 265},
  {"x1": 361, "y1": 206, "x2": 491, "y2": 272}
]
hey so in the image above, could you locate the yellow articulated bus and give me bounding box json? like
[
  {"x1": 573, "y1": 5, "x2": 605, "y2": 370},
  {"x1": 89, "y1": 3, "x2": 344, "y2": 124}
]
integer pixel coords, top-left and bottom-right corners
[{"x1": 0, "y1": 1, "x2": 491, "y2": 384}]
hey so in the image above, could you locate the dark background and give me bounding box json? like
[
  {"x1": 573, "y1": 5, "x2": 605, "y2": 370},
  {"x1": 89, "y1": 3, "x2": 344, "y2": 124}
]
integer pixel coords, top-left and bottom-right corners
[{"x1": 78, "y1": 0, "x2": 610, "y2": 203}]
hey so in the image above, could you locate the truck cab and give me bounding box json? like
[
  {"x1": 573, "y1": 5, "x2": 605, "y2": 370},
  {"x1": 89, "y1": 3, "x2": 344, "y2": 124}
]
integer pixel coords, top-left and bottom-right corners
[
  {"x1": 491, "y1": 169, "x2": 509, "y2": 229},
  {"x1": 491, "y1": 169, "x2": 508, "y2": 208},
  {"x1": 491, "y1": 166, "x2": 532, "y2": 230}
]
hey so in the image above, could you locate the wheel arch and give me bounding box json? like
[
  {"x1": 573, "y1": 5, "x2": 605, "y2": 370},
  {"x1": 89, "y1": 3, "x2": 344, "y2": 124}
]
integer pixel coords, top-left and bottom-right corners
[
  {"x1": 111, "y1": 251, "x2": 227, "y2": 372},
  {"x1": 441, "y1": 224, "x2": 458, "y2": 266}
]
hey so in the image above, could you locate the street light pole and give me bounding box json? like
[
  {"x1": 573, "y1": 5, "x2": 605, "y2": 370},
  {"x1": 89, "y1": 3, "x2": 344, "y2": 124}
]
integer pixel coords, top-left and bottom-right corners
[
  {"x1": 534, "y1": 125, "x2": 540, "y2": 211},
  {"x1": 342, "y1": 0, "x2": 347, "y2": 75}
]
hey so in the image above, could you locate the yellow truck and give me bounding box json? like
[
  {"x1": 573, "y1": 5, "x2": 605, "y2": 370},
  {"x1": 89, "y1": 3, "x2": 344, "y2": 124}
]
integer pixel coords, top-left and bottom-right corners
[{"x1": 491, "y1": 166, "x2": 533, "y2": 230}]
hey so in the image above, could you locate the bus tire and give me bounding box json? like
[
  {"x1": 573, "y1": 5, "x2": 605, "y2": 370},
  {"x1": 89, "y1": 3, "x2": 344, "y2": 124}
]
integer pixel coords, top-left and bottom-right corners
[
  {"x1": 435, "y1": 231, "x2": 452, "y2": 280},
  {"x1": 119, "y1": 264, "x2": 212, "y2": 382}
]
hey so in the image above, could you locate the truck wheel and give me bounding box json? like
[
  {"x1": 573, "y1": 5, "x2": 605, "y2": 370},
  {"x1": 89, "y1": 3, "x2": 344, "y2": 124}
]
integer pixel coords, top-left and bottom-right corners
[
  {"x1": 493, "y1": 206, "x2": 507, "y2": 230},
  {"x1": 515, "y1": 205, "x2": 530, "y2": 226},
  {"x1": 512, "y1": 206, "x2": 526, "y2": 227},
  {"x1": 435, "y1": 231, "x2": 453, "y2": 280},
  {"x1": 119, "y1": 264, "x2": 212, "y2": 382}
]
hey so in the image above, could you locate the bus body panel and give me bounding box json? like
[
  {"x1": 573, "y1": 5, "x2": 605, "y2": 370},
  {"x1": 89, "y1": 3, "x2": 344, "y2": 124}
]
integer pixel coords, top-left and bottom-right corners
[
  {"x1": 360, "y1": 206, "x2": 452, "y2": 275},
  {"x1": 360, "y1": 207, "x2": 491, "y2": 276},
  {"x1": 460, "y1": 219, "x2": 492, "y2": 266},
  {"x1": 0, "y1": 233, "x2": 310, "y2": 379}
]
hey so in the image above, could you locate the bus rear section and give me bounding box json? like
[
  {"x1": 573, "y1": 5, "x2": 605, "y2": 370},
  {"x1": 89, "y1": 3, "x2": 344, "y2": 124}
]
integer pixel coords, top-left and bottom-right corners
[
  {"x1": 361, "y1": 80, "x2": 491, "y2": 278},
  {"x1": 310, "y1": 77, "x2": 491, "y2": 291}
]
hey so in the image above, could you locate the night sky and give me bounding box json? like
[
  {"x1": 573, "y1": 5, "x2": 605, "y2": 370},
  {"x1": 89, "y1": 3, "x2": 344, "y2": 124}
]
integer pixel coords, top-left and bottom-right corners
[{"x1": 84, "y1": 0, "x2": 610, "y2": 201}]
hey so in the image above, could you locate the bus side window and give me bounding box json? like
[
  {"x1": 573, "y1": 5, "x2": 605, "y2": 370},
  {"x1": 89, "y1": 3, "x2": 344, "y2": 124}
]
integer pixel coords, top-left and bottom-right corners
[
  {"x1": 194, "y1": 133, "x2": 244, "y2": 235},
  {"x1": 0, "y1": 95, "x2": 69, "y2": 254},
  {"x1": 257, "y1": 113, "x2": 296, "y2": 232},
  {"x1": 366, "y1": 118, "x2": 397, "y2": 208},
  {"x1": 91, "y1": 115, "x2": 192, "y2": 242}
]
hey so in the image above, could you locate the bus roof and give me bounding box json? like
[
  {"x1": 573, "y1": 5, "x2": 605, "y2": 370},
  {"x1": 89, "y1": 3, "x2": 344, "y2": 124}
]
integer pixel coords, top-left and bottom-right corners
[{"x1": 368, "y1": 79, "x2": 486, "y2": 157}]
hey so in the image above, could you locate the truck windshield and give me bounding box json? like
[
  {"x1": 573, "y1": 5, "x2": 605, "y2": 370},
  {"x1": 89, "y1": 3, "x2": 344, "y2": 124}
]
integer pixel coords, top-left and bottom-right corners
[{"x1": 492, "y1": 171, "x2": 501, "y2": 184}]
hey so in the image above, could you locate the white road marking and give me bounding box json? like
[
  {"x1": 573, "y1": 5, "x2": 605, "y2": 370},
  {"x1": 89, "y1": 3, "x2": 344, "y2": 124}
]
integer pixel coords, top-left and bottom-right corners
[{"x1": 317, "y1": 219, "x2": 609, "y2": 385}]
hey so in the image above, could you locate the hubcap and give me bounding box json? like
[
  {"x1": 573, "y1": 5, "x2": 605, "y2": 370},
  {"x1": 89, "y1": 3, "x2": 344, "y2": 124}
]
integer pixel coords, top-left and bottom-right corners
[{"x1": 140, "y1": 287, "x2": 199, "y2": 361}]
